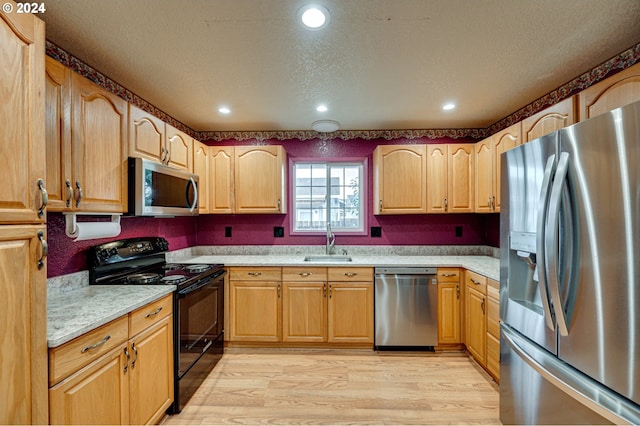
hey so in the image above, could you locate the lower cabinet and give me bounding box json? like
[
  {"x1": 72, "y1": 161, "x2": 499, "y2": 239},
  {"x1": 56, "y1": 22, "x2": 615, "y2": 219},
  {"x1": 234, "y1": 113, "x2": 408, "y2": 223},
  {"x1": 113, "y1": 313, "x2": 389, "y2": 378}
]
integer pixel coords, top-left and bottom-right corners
[
  {"x1": 49, "y1": 295, "x2": 173, "y2": 425},
  {"x1": 229, "y1": 266, "x2": 374, "y2": 346},
  {"x1": 465, "y1": 270, "x2": 487, "y2": 366},
  {"x1": 436, "y1": 268, "x2": 462, "y2": 345},
  {"x1": 485, "y1": 279, "x2": 500, "y2": 382}
]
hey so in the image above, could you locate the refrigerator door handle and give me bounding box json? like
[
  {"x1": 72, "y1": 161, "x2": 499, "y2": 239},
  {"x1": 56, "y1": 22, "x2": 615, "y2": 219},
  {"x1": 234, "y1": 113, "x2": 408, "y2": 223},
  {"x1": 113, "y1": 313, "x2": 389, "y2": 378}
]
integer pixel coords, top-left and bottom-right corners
[
  {"x1": 502, "y1": 324, "x2": 640, "y2": 425},
  {"x1": 545, "y1": 152, "x2": 571, "y2": 336},
  {"x1": 536, "y1": 155, "x2": 556, "y2": 331}
]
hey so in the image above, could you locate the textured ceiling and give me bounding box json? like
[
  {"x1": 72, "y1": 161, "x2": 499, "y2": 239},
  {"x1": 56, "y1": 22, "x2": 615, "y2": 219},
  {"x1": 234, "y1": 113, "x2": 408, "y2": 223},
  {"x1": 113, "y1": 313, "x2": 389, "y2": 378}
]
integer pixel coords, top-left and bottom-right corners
[{"x1": 40, "y1": 0, "x2": 640, "y2": 132}]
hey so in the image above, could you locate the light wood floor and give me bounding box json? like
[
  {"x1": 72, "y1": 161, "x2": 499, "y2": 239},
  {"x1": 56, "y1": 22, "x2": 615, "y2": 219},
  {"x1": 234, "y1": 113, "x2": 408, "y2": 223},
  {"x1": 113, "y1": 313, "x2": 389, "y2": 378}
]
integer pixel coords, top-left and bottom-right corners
[{"x1": 163, "y1": 349, "x2": 500, "y2": 425}]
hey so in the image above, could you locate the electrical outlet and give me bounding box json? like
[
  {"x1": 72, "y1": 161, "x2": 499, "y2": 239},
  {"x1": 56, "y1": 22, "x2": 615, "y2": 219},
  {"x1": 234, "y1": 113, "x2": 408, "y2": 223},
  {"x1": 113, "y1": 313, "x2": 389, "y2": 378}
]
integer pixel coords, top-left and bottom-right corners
[
  {"x1": 455, "y1": 226, "x2": 463, "y2": 237},
  {"x1": 273, "y1": 226, "x2": 284, "y2": 238},
  {"x1": 225, "y1": 226, "x2": 232, "y2": 238},
  {"x1": 371, "y1": 226, "x2": 382, "y2": 237}
]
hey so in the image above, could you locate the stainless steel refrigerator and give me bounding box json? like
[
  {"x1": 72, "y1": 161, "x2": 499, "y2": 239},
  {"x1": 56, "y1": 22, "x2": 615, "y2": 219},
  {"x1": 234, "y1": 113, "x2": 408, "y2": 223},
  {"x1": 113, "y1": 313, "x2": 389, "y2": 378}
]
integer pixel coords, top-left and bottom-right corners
[{"x1": 500, "y1": 100, "x2": 640, "y2": 424}]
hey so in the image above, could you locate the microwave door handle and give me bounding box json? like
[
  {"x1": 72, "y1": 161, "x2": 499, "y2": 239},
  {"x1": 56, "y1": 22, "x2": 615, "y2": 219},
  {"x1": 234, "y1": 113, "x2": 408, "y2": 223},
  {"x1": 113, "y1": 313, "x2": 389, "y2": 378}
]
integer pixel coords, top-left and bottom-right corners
[
  {"x1": 536, "y1": 154, "x2": 556, "y2": 331},
  {"x1": 187, "y1": 177, "x2": 198, "y2": 212},
  {"x1": 546, "y1": 152, "x2": 570, "y2": 336}
]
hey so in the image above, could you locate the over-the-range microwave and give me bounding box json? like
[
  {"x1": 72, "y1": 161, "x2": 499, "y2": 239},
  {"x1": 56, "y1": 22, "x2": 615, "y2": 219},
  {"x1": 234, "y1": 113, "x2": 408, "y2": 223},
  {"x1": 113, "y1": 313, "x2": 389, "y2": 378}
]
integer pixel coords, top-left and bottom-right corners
[{"x1": 128, "y1": 157, "x2": 199, "y2": 216}]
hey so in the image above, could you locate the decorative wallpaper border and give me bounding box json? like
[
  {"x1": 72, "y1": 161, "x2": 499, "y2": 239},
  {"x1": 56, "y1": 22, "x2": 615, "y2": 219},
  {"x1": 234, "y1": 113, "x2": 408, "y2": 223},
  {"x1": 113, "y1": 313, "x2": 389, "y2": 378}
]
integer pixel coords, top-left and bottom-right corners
[{"x1": 46, "y1": 40, "x2": 640, "y2": 142}]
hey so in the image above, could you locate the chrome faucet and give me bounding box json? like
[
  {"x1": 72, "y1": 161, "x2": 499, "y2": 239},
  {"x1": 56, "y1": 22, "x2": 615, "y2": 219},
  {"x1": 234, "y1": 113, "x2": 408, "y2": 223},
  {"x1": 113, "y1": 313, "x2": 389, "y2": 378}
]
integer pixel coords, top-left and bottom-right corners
[{"x1": 326, "y1": 222, "x2": 335, "y2": 255}]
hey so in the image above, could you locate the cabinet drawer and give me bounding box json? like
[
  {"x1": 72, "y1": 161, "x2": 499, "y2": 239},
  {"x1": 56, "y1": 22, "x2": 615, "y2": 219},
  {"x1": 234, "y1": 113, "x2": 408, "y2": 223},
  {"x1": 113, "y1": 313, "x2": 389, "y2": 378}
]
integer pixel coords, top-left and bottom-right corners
[
  {"x1": 49, "y1": 315, "x2": 129, "y2": 386},
  {"x1": 488, "y1": 278, "x2": 500, "y2": 291},
  {"x1": 328, "y1": 267, "x2": 374, "y2": 282},
  {"x1": 129, "y1": 294, "x2": 173, "y2": 338},
  {"x1": 465, "y1": 270, "x2": 487, "y2": 294},
  {"x1": 282, "y1": 267, "x2": 327, "y2": 282},
  {"x1": 230, "y1": 267, "x2": 281, "y2": 281},
  {"x1": 437, "y1": 267, "x2": 460, "y2": 283},
  {"x1": 486, "y1": 332, "x2": 500, "y2": 382}
]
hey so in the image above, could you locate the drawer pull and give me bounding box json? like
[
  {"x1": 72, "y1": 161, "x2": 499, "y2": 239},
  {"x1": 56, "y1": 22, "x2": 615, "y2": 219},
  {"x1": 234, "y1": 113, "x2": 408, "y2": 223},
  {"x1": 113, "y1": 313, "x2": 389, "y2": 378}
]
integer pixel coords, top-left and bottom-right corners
[
  {"x1": 471, "y1": 279, "x2": 481, "y2": 285},
  {"x1": 298, "y1": 272, "x2": 312, "y2": 277},
  {"x1": 81, "y1": 335, "x2": 111, "y2": 353},
  {"x1": 145, "y1": 306, "x2": 163, "y2": 318},
  {"x1": 247, "y1": 272, "x2": 262, "y2": 277},
  {"x1": 441, "y1": 273, "x2": 456, "y2": 277},
  {"x1": 344, "y1": 272, "x2": 357, "y2": 277}
]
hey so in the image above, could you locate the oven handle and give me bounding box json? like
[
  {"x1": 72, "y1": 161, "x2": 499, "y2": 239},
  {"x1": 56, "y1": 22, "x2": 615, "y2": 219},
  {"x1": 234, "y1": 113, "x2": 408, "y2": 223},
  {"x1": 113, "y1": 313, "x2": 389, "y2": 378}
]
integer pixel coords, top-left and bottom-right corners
[{"x1": 177, "y1": 272, "x2": 226, "y2": 298}]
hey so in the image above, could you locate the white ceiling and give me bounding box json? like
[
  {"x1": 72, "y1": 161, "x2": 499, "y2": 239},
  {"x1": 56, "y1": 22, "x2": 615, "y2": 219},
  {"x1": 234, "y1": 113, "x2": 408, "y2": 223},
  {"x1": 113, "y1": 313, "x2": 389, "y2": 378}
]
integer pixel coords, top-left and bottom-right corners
[{"x1": 40, "y1": 0, "x2": 640, "y2": 133}]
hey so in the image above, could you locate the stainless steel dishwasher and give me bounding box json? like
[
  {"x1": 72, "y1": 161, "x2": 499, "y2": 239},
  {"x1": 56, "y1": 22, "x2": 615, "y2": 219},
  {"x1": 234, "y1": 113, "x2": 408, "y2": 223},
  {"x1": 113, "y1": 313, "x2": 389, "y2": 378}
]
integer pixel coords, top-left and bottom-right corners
[{"x1": 374, "y1": 267, "x2": 438, "y2": 349}]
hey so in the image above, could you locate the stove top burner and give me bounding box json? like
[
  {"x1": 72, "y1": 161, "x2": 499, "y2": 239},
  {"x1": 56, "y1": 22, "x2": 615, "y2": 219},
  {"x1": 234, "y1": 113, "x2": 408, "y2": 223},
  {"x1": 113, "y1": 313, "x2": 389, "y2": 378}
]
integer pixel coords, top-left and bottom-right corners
[
  {"x1": 163, "y1": 264, "x2": 181, "y2": 271},
  {"x1": 126, "y1": 273, "x2": 161, "y2": 284},
  {"x1": 161, "y1": 275, "x2": 188, "y2": 284},
  {"x1": 184, "y1": 264, "x2": 211, "y2": 274}
]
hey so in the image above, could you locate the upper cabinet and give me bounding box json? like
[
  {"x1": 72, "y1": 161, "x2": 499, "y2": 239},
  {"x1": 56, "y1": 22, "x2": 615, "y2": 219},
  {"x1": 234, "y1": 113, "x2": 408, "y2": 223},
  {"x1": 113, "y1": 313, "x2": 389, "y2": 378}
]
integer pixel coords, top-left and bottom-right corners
[
  {"x1": 522, "y1": 96, "x2": 577, "y2": 142},
  {"x1": 427, "y1": 144, "x2": 474, "y2": 213},
  {"x1": 475, "y1": 123, "x2": 520, "y2": 213},
  {"x1": 373, "y1": 144, "x2": 427, "y2": 214},
  {"x1": 579, "y1": 62, "x2": 640, "y2": 121},
  {"x1": 192, "y1": 140, "x2": 209, "y2": 214},
  {"x1": 0, "y1": 8, "x2": 46, "y2": 224},
  {"x1": 235, "y1": 145, "x2": 287, "y2": 213},
  {"x1": 209, "y1": 146, "x2": 235, "y2": 214},
  {"x1": 128, "y1": 104, "x2": 165, "y2": 165},
  {"x1": 165, "y1": 124, "x2": 193, "y2": 172}
]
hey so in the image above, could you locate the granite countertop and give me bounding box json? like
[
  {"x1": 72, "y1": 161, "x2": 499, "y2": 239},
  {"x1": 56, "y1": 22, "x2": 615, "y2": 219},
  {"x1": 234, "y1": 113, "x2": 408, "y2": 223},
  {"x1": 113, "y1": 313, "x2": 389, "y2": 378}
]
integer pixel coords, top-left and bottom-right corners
[
  {"x1": 182, "y1": 254, "x2": 500, "y2": 281},
  {"x1": 47, "y1": 285, "x2": 175, "y2": 348}
]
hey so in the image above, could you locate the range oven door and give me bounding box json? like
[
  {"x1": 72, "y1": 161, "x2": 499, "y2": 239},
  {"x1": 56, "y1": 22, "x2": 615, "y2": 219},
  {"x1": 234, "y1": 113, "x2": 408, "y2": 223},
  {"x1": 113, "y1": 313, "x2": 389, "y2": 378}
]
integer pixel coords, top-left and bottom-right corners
[{"x1": 171, "y1": 272, "x2": 225, "y2": 413}]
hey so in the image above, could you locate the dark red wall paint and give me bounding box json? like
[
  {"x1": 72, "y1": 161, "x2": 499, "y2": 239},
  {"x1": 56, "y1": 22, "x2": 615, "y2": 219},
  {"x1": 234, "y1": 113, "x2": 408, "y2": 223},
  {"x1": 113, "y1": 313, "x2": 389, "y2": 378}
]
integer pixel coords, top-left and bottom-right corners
[{"x1": 46, "y1": 136, "x2": 501, "y2": 278}]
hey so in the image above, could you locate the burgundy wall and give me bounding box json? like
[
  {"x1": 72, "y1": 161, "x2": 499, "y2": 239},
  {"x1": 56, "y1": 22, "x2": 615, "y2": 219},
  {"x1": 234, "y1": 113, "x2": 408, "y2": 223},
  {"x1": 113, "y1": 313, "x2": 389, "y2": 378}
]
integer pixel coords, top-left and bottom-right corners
[{"x1": 46, "y1": 136, "x2": 501, "y2": 278}]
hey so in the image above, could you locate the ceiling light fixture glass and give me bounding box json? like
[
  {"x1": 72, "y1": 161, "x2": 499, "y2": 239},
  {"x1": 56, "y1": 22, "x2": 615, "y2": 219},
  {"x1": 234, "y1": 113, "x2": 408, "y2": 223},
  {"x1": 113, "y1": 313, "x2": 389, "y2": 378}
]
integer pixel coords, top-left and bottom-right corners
[
  {"x1": 298, "y1": 4, "x2": 330, "y2": 30},
  {"x1": 312, "y1": 119, "x2": 340, "y2": 133},
  {"x1": 218, "y1": 106, "x2": 231, "y2": 114},
  {"x1": 442, "y1": 103, "x2": 456, "y2": 111},
  {"x1": 316, "y1": 104, "x2": 328, "y2": 112}
]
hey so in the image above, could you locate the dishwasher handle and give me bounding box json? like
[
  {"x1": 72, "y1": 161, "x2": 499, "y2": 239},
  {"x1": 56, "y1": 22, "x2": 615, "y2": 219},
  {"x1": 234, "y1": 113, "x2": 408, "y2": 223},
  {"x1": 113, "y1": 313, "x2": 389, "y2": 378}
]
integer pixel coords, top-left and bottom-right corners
[{"x1": 374, "y1": 267, "x2": 437, "y2": 275}]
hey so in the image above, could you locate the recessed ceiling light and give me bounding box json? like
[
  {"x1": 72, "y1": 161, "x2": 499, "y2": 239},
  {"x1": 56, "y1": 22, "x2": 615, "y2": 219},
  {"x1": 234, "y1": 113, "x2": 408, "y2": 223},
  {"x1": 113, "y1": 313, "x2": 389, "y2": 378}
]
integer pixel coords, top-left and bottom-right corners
[
  {"x1": 218, "y1": 106, "x2": 231, "y2": 114},
  {"x1": 312, "y1": 120, "x2": 340, "y2": 133},
  {"x1": 316, "y1": 104, "x2": 328, "y2": 112},
  {"x1": 298, "y1": 5, "x2": 330, "y2": 30},
  {"x1": 442, "y1": 103, "x2": 456, "y2": 111}
]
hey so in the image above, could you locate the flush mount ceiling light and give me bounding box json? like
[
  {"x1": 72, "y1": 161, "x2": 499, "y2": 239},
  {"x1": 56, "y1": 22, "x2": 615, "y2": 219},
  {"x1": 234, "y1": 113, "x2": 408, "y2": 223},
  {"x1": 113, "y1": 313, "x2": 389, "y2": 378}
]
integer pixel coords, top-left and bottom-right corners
[
  {"x1": 312, "y1": 119, "x2": 340, "y2": 132},
  {"x1": 442, "y1": 103, "x2": 456, "y2": 111},
  {"x1": 316, "y1": 104, "x2": 328, "y2": 112},
  {"x1": 218, "y1": 106, "x2": 231, "y2": 114},
  {"x1": 298, "y1": 4, "x2": 330, "y2": 30}
]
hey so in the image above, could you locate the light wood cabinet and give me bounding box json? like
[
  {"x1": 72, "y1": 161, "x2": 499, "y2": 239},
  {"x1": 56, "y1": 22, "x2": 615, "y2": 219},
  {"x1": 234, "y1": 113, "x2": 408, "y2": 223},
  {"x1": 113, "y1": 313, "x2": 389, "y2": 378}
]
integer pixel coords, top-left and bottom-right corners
[
  {"x1": 229, "y1": 267, "x2": 282, "y2": 342},
  {"x1": 0, "y1": 5, "x2": 46, "y2": 225},
  {"x1": 465, "y1": 270, "x2": 487, "y2": 366},
  {"x1": 374, "y1": 144, "x2": 427, "y2": 214},
  {"x1": 165, "y1": 124, "x2": 193, "y2": 172},
  {"x1": 128, "y1": 104, "x2": 166, "y2": 165},
  {"x1": 475, "y1": 123, "x2": 520, "y2": 213},
  {"x1": 282, "y1": 267, "x2": 328, "y2": 343},
  {"x1": 192, "y1": 141, "x2": 210, "y2": 213},
  {"x1": 486, "y1": 279, "x2": 500, "y2": 382},
  {"x1": 49, "y1": 295, "x2": 174, "y2": 425},
  {"x1": 427, "y1": 144, "x2": 474, "y2": 213},
  {"x1": 235, "y1": 145, "x2": 287, "y2": 213},
  {"x1": 522, "y1": 96, "x2": 577, "y2": 142},
  {"x1": 436, "y1": 268, "x2": 462, "y2": 345},
  {"x1": 579, "y1": 62, "x2": 640, "y2": 121},
  {"x1": 327, "y1": 267, "x2": 374, "y2": 344},
  {"x1": 209, "y1": 146, "x2": 235, "y2": 213}
]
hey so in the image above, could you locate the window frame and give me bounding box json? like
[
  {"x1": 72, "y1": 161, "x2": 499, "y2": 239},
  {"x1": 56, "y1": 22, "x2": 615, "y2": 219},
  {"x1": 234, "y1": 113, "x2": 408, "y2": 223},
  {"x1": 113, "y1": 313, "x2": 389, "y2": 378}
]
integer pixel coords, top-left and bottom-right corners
[{"x1": 289, "y1": 157, "x2": 368, "y2": 236}]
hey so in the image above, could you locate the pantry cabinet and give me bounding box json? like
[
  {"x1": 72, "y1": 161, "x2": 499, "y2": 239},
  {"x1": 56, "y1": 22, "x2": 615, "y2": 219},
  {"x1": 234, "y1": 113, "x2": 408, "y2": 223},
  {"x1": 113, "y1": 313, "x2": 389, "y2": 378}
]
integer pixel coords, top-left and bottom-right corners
[
  {"x1": 436, "y1": 268, "x2": 462, "y2": 345},
  {"x1": 373, "y1": 144, "x2": 427, "y2": 214},
  {"x1": 49, "y1": 295, "x2": 174, "y2": 425},
  {"x1": 165, "y1": 124, "x2": 193, "y2": 172},
  {"x1": 427, "y1": 144, "x2": 474, "y2": 213},
  {"x1": 521, "y1": 96, "x2": 577, "y2": 142},
  {"x1": 465, "y1": 270, "x2": 487, "y2": 366},
  {"x1": 579, "y1": 62, "x2": 640, "y2": 121},
  {"x1": 192, "y1": 140, "x2": 210, "y2": 213},
  {"x1": 475, "y1": 123, "x2": 520, "y2": 213}
]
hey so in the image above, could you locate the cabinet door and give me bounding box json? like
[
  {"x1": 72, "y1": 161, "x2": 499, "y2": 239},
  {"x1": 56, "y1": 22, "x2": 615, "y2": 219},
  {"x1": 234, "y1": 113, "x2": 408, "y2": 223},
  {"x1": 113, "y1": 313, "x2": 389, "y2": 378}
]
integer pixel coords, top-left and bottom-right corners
[
  {"x1": 45, "y1": 56, "x2": 72, "y2": 211},
  {"x1": 0, "y1": 225, "x2": 47, "y2": 424},
  {"x1": 49, "y1": 345, "x2": 129, "y2": 425},
  {"x1": 282, "y1": 282, "x2": 327, "y2": 343},
  {"x1": 192, "y1": 141, "x2": 209, "y2": 213},
  {"x1": 235, "y1": 145, "x2": 286, "y2": 213},
  {"x1": 437, "y1": 283, "x2": 461, "y2": 344},
  {"x1": 129, "y1": 315, "x2": 174, "y2": 425},
  {"x1": 229, "y1": 282, "x2": 281, "y2": 342},
  {"x1": 0, "y1": 6, "x2": 46, "y2": 224},
  {"x1": 426, "y1": 144, "x2": 448, "y2": 213},
  {"x1": 447, "y1": 144, "x2": 474, "y2": 212},
  {"x1": 327, "y1": 283, "x2": 374, "y2": 343},
  {"x1": 492, "y1": 123, "x2": 520, "y2": 212},
  {"x1": 486, "y1": 333, "x2": 500, "y2": 382},
  {"x1": 374, "y1": 145, "x2": 427, "y2": 214},
  {"x1": 165, "y1": 124, "x2": 193, "y2": 171},
  {"x1": 71, "y1": 73, "x2": 127, "y2": 212},
  {"x1": 474, "y1": 138, "x2": 493, "y2": 213},
  {"x1": 128, "y1": 104, "x2": 165, "y2": 163},
  {"x1": 579, "y1": 62, "x2": 640, "y2": 121},
  {"x1": 466, "y1": 286, "x2": 486, "y2": 365},
  {"x1": 209, "y1": 146, "x2": 235, "y2": 213},
  {"x1": 522, "y1": 96, "x2": 576, "y2": 142}
]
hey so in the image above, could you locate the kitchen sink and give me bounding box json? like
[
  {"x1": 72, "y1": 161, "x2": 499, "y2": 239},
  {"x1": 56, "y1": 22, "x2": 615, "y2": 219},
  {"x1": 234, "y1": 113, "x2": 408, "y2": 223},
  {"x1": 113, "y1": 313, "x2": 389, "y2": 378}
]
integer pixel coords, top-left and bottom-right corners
[{"x1": 303, "y1": 255, "x2": 353, "y2": 262}]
